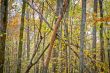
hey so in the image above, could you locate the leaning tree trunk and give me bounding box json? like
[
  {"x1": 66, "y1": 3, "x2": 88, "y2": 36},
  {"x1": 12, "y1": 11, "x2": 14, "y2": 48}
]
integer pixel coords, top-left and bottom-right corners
[
  {"x1": 0, "y1": 0, "x2": 8, "y2": 73},
  {"x1": 79, "y1": 0, "x2": 86, "y2": 73},
  {"x1": 52, "y1": 0, "x2": 63, "y2": 73},
  {"x1": 43, "y1": 0, "x2": 68, "y2": 73},
  {"x1": 17, "y1": 0, "x2": 26, "y2": 73}
]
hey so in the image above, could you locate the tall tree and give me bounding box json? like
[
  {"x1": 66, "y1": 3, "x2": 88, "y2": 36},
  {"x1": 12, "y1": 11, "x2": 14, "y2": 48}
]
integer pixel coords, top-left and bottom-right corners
[
  {"x1": 99, "y1": 0, "x2": 105, "y2": 71},
  {"x1": 92, "y1": 0, "x2": 97, "y2": 58},
  {"x1": 64, "y1": 0, "x2": 69, "y2": 73},
  {"x1": 17, "y1": 0, "x2": 26, "y2": 73},
  {"x1": 108, "y1": 49, "x2": 110, "y2": 72},
  {"x1": 92, "y1": 0, "x2": 97, "y2": 72},
  {"x1": 0, "y1": 0, "x2": 8, "y2": 73},
  {"x1": 79, "y1": 0, "x2": 86, "y2": 73},
  {"x1": 26, "y1": 6, "x2": 30, "y2": 61},
  {"x1": 107, "y1": 30, "x2": 110, "y2": 72},
  {"x1": 43, "y1": 0, "x2": 68, "y2": 73}
]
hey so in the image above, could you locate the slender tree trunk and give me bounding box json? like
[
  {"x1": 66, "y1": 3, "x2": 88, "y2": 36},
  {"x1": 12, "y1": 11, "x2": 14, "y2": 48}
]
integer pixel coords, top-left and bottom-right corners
[
  {"x1": 92, "y1": 0, "x2": 97, "y2": 72},
  {"x1": 92, "y1": 0, "x2": 97, "y2": 59},
  {"x1": 99, "y1": 0, "x2": 105, "y2": 72},
  {"x1": 52, "y1": 0, "x2": 63, "y2": 73},
  {"x1": 64, "y1": 1, "x2": 69, "y2": 73},
  {"x1": 34, "y1": 26, "x2": 40, "y2": 73},
  {"x1": 79, "y1": 0, "x2": 86, "y2": 73},
  {"x1": 43, "y1": 0, "x2": 68, "y2": 71},
  {"x1": 58, "y1": 24, "x2": 63, "y2": 73},
  {"x1": 107, "y1": 24, "x2": 110, "y2": 73},
  {"x1": 108, "y1": 48, "x2": 110, "y2": 72},
  {"x1": 70, "y1": 17, "x2": 73, "y2": 73},
  {"x1": 39, "y1": 2, "x2": 44, "y2": 73},
  {"x1": 26, "y1": 7, "x2": 30, "y2": 61},
  {"x1": 41, "y1": 33, "x2": 45, "y2": 73},
  {"x1": 17, "y1": 0, "x2": 26, "y2": 73},
  {"x1": 108, "y1": 30, "x2": 110, "y2": 73},
  {"x1": 32, "y1": 1, "x2": 38, "y2": 73},
  {"x1": 0, "y1": 0, "x2": 8, "y2": 73},
  {"x1": 43, "y1": 15, "x2": 63, "y2": 73},
  {"x1": 43, "y1": 0, "x2": 69, "y2": 72}
]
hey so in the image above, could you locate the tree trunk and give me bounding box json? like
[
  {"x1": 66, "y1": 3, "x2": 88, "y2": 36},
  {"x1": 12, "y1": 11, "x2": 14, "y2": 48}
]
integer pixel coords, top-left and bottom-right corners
[
  {"x1": 92, "y1": 0, "x2": 97, "y2": 72},
  {"x1": 79, "y1": 0, "x2": 86, "y2": 73},
  {"x1": 107, "y1": 25, "x2": 110, "y2": 73},
  {"x1": 52, "y1": 0, "x2": 63, "y2": 73},
  {"x1": 26, "y1": 7, "x2": 30, "y2": 61},
  {"x1": 70, "y1": 17, "x2": 73, "y2": 73},
  {"x1": 58, "y1": 24, "x2": 63, "y2": 73},
  {"x1": 108, "y1": 30, "x2": 110, "y2": 73},
  {"x1": 17, "y1": 0, "x2": 26, "y2": 73},
  {"x1": 0, "y1": 0, "x2": 8, "y2": 73},
  {"x1": 64, "y1": 0, "x2": 69, "y2": 72},
  {"x1": 108, "y1": 49, "x2": 110, "y2": 73},
  {"x1": 41, "y1": 33, "x2": 45, "y2": 73},
  {"x1": 43, "y1": 4, "x2": 66, "y2": 73},
  {"x1": 43, "y1": 0, "x2": 69, "y2": 72},
  {"x1": 99, "y1": 0, "x2": 105, "y2": 72}
]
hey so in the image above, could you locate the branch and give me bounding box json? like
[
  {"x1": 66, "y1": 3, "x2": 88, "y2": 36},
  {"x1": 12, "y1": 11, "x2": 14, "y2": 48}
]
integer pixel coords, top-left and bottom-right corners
[
  {"x1": 25, "y1": 43, "x2": 50, "y2": 73},
  {"x1": 24, "y1": 0, "x2": 53, "y2": 30}
]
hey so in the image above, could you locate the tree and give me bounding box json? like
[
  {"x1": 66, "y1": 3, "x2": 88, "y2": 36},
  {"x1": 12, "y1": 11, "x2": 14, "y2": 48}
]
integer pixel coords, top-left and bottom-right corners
[
  {"x1": 26, "y1": 6, "x2": 30, "y2": 61},
  {"x1": 64, "y1": 0, "x2": 69, "y2": 73},
  {"x1": 0, "y1": 0, "x2": 8, "y2": 73},
  {"x1": 79, "y1": 0, "x2": 86, "y2": 73},
  {"x1": 99, "y1": 0, "x2": 105, "y2": 72},
  {"x1": 17, "y1": 0, "x2": 26, "y2": 73},
  {"x1": 52, "y1": 0, "x2": 63, "y2": 73},
  {"x1": 43, "y1": 0, "x2": 68, "y2": 73},
  {"x1": 92, "y1": 0, "x2": 97, "y2": 72}
]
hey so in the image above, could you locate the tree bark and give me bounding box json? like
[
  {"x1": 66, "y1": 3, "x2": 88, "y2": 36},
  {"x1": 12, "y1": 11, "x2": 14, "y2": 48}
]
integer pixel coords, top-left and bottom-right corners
[
  {"x1": 52, "y1": 0, "x2": 63, "y2": 73},
  {"x1": 64, "y1": 0, "x2": 69, "y2": 73},
  {"x1": 0, "y1": 0, "x2": 8, "y2": 73},
  {"x1": 92, "y1": 0, "x2": 97, "y2": 72},
  {"x1": 108, "y1": 49, "x2": 110, "y2": 73},
  {"x1": 43, "y1": 15, "x2": 63, "y2": 73},
  {"x1": 99, "y1": 0, "x2": 105, "y2": 72},
  {"x1": 17, "y1": 0, "x2": 26, "y2": 73},
  {"x1": 26, "y1": 6, "x2": 30, "y2": 61},
  {"x1": 43, "y1": 0, "x2": 70, "y2": 72},
  {"x1": 79, "y1": 0, "x2": 86, "y2": 73}
]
